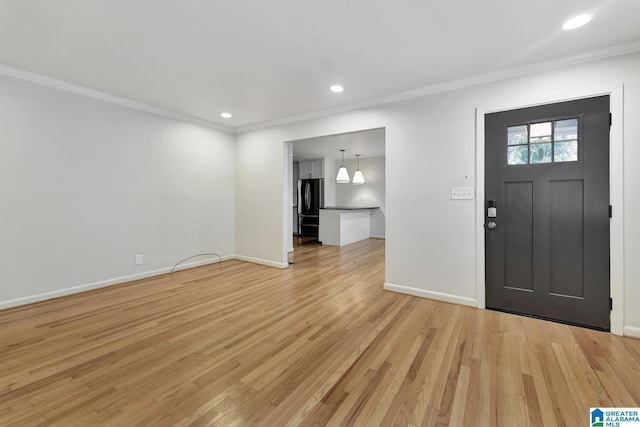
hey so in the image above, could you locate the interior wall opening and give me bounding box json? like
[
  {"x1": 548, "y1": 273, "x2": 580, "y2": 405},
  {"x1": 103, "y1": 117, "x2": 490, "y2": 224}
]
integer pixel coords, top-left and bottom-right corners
[{"x1": 283, "y1": 128, "x2": 386, "y2": 264}]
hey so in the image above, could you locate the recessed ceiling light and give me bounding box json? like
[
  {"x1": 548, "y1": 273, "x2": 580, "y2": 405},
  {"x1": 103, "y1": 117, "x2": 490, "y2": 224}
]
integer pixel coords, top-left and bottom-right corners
[
  {"x1": 330, "y1": 85, "x2": 344, "y2": 93},
  {"x1": 220, "y1": 112, "x2": 232, "y2": 118},
  {"x1": 562, "y1": 14, "x2": 592, "y2": 30}
]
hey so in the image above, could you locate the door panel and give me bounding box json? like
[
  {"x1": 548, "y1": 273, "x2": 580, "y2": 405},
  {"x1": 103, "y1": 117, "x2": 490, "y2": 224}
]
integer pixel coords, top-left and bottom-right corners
[
  {"x1": 504, "y1": 181, "x2": 533, "y2": 291},
  {"x1": 485, "y1": 95, "x2": 610, "y2": 330},
  {"x1": 549, "y1": 179, "x2": 584, "y2": 298}
]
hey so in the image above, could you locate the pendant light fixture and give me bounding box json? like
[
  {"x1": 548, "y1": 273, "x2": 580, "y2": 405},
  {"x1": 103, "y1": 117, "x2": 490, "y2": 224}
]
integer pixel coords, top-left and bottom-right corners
[
  {"x1": 335, "y1": 149, "x2": 350, "y2": 183},
  {"x1": 352, "y1": 154, "x2": 365, "y2": 185}
]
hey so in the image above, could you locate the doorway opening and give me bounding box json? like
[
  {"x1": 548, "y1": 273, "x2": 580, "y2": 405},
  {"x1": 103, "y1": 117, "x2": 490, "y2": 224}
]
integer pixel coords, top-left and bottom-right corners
[{"x1": 284, "y1": 128, "x2": 386, "y2": 265}]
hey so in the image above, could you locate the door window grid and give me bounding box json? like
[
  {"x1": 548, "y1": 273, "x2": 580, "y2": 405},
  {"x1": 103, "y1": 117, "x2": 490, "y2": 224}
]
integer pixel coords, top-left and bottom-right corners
[{"x1": 507, "y1": 118, "x2": 579, "y2": 165}]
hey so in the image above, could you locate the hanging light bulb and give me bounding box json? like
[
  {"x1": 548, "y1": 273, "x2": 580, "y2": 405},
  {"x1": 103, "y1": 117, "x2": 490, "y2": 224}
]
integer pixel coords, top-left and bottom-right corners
[
  {"x1": 335, "y1": 149, "x2": 350, "y2": 183},
  {"x1": 352, "y1": 154, "x2": 365, "y2": 185}
]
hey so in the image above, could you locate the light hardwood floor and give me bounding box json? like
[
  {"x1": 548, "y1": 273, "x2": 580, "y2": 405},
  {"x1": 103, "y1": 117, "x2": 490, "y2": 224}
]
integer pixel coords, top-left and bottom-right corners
[{"x1": 1, "y1": 239, "x2": 639, "y2": 426}]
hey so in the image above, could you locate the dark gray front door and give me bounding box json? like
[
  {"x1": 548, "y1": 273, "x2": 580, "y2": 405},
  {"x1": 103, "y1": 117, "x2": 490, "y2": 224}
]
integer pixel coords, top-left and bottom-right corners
[{"x1": 485, "y1": 96, "x2": 610, "y2": 330}]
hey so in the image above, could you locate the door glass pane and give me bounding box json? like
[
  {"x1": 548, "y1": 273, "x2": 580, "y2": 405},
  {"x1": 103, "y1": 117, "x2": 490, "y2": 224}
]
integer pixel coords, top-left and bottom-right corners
[
  {"x1": 554, "y1": 119, "x2": 578, "y2": 141},
  {"x1": 508, "y1": 145, "x2": 529, "y2": 165},
  {"x1": 505, "y1": 118, "x2": 580, "y2": 166},
  {"x1": 530, "y1": 122, "x2": 552, "y2": 143},
  {"x1": 508, "y1": 125, "x2": 528, "y2": 145},
  {"x1": 530, "y1": 143, "x2": 552, "y2": 164},
  {"x1": 554, "y1": 140, "x2": 578, "y2": 162}
]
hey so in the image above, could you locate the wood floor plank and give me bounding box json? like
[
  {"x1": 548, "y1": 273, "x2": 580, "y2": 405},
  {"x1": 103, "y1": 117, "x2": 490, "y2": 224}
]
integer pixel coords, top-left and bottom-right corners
[{"x1": 0, "y1": 238, "x2": 639, "y2": 426}]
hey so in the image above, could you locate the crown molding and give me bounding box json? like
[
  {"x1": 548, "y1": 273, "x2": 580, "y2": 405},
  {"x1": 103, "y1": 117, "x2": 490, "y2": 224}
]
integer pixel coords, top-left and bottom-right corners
[
  {"x1": 0, "y1": 64, "x2": 234, "y2": 134},
  {"x1": 3, "y1": 39, "x2": 639, "y2": 135},
  {"x1": 236, "y1": 39, "x2": 640, "y2": 134}
]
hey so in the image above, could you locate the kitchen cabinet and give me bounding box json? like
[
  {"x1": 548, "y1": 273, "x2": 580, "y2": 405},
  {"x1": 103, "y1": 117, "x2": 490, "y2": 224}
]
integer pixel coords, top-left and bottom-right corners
[{"x1": 297, "y1": 159, "x2": 323, "y2": 179}]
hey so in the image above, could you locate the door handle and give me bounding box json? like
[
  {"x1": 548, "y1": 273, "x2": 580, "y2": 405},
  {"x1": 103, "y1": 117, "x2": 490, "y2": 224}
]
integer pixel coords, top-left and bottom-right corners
[
  {"x1": 487, "y1": 221, "x2": 497, "y2": 230},
  {"x1": 305, "y1": 183, "x2": 310, "y2": 210}
]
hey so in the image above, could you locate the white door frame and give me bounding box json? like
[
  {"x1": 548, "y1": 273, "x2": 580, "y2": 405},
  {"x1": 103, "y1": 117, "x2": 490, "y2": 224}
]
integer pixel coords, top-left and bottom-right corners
[{"x1": 475, "y1": 86, "x2": 625, "y2": 335}]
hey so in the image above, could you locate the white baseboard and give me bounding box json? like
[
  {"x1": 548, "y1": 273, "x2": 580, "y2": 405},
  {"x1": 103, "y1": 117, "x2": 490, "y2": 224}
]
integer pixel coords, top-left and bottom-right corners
[
  {"x1": 0, "y1": 255, "x2": 233, "y2": 310},
  {"x1": 233, "y1": 255, "x2": 289, "y2": 269},
  {"x1": 370, "y1": 235, "x2": 386, "y2": 239},
  {"x1": 624, "y1": 326, "x2": 640, "y2": 339},
  {"x1": 383, "y1": 282, "x2": 477, "y2": 307}
]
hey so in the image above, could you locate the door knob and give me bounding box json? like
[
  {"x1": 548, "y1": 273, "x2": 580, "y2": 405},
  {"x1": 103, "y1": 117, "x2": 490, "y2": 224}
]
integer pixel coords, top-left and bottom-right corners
[{"x1": 487, "y1": 221, "x2": 497, "y2": 230}]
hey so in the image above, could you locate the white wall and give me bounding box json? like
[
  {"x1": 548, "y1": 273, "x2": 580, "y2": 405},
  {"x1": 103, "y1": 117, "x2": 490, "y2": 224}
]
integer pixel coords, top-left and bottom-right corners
[
  {"x1": 334, "y1": 156, "x2": 385, "y2": 238},
  {"x1": 0, "y1": 74, "x2": 235, "y2": 307},
  {"x1": 235, "y1": 127, "x2": 291, "y2": 267},
  {"x1": 323, "y1": 157, "x2": 336, "y2": 208},
  {"x1": 234, "y1": 51, "x2": 640, "y2": 335}
]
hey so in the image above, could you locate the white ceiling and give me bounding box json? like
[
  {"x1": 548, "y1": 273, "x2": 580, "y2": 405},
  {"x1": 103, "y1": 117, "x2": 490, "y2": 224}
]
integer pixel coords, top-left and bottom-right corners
[
  {"x1": 1, "y1": 1, "x2": 639, "y2": 130},
  {"x1": 291, "y1": 128, "x2": 385, "y2": 161}
]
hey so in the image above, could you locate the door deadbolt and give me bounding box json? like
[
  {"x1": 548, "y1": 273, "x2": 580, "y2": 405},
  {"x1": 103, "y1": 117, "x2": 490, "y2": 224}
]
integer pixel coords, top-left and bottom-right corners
[{"x1": 487, "y1": 200, "x2": 497, "y2": 218}]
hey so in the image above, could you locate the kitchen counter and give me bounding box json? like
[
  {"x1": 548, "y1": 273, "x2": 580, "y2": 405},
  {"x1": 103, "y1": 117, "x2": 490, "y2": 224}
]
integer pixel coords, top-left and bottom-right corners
[
  {"x1": 321, "y1": 206, "x2": 379, "y2": 210},
  {"x1": 319, "y1": 208, "x2": 375, "y2": 246}
]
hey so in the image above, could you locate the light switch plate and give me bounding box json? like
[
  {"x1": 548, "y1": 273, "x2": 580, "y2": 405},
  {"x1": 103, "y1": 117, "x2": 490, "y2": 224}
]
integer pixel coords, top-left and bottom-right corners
[{"x1": 451, "y1": 187, "x2": 474, "y2": 200}]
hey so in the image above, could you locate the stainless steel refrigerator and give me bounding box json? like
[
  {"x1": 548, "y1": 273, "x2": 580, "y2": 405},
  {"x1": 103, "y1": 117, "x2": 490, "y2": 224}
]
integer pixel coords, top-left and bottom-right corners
[{"x1": 297, "y1": 178, "x2": 324, "y2": 237}]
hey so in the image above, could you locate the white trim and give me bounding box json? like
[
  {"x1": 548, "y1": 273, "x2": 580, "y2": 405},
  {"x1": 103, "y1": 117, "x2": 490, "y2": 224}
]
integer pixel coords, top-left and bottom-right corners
[
  {"x1": 370, "y1": 235, "x2": 386, "y2": 239},
  {"x1": 609, "y1": 86, "x2": 625, "y2": 336},
  {"x1": 475, "y1": 108, "x2": 486, "y2": 310},
  {"x1": 475, "y1": 86, "x2": 625, "y2": 335},
  {"x1": 0, "y1": 63, "x2": 234, "y2": 134},
  {"x1": 234, "y1": 255, "x2": 289, "y2": 269},
  {"x1": 236, "y1": 40, "x2": 640, "y2": 134},
  {"x1": 0, "y1": 256, "x2": 233, "y2": 310},
  {"x1": 283, "y1": 142, "x2": 293, "y2": 267},
  {"x1": 623, "y1": 326, "x2": 640, "y2": 339},
  {"x1": 383, "y1": 283, "x2": 477, "y2": 307}
]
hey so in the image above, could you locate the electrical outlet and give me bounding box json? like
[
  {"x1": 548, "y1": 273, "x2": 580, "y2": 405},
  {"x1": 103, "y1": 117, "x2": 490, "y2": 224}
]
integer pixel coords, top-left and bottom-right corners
[
  {"x1": 451, "y1": 187, "x2": 474, "y2": 200},
  {"x1": 135, "y1": 254, "x2": 143, "y2": 265}
]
